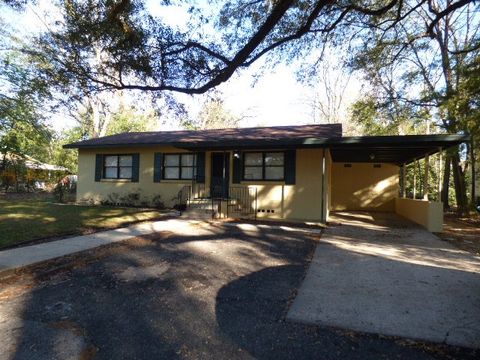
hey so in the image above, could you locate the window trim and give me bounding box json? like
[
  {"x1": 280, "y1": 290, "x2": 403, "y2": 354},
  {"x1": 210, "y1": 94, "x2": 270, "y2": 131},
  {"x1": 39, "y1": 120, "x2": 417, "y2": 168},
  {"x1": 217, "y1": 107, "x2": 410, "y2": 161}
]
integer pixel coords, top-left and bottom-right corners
[
  {"x1": 102, "y1": 154, "x2": 134, "y2": 180},
  {"x1": 242, "y1": 151, "x2": 285, "y2": 181},
  {"x1": 162, "y1": 153, "x2": 196, "y2": 180}
]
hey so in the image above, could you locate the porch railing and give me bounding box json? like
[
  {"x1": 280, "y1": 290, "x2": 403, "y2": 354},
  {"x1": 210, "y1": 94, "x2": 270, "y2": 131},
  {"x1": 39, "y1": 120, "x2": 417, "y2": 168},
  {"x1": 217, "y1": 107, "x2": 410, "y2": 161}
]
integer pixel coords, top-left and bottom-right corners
[
  {"x1": 227, "y1": 186, "x2": 257, "y2": 219},
  {"x1": 177, "y1": 183, "x2": 207, "y2": 206},
  {"x1": 177, "y1": 184, "x2": 258, "y2": 220}
]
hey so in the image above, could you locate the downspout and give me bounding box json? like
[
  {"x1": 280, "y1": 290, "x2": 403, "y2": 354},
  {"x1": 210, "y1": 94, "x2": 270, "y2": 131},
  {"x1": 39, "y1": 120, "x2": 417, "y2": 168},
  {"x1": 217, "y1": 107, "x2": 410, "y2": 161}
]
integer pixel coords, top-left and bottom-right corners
[
  {"x1": 320, "y1": 149, "x2": 326, "y2": 223},
  {"x1": 191, "y1": 151, "x2": 196, "y2": 201},
  {"x1": 223, "y1": 150, "x2": 227, "y2": 199}
]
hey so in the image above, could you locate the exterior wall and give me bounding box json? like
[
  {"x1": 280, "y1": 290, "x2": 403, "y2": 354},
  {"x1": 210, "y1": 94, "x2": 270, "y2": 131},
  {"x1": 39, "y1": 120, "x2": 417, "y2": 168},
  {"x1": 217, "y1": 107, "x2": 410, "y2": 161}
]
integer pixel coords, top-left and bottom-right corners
[
  {"x1": 77, "y1": 146, "x2": 193, "y2": 208},
  {"x1": 395, "y1": 198, "x2": 443, "y2": 232},
  {"x1": 330, "y1": 162, "x2": 399, "y2": 212},
  {"x1": 237, "y1": 148, "x2": 325, "y2": 222},
  {"x1": 77, "y1": 147, "x2": 327, "y2": 222}
]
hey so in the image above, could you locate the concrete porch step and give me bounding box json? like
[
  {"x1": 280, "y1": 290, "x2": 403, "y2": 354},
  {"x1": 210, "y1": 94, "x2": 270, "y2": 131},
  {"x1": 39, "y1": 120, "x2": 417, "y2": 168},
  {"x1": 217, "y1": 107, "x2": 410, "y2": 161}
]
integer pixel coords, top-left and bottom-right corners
[
  {"x1": 187, "y1": 202, "x2": 218, "y2": 211},
  {"x1": 181, "y1": 208, "x2": 216, "y2": 219}
]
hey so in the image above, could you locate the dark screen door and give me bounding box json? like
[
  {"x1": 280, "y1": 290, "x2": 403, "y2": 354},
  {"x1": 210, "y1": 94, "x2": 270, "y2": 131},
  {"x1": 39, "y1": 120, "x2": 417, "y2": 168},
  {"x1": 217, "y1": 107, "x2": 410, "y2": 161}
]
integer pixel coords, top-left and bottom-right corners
[{"x1": 211, "y1": 152, "x2": 229, "y2": 198}]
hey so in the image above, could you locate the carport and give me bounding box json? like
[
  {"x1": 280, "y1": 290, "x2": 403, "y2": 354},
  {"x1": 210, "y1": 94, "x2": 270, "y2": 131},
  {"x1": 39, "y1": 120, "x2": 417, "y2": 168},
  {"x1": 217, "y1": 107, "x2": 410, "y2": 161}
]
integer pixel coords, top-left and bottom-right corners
[{"x1": 326, "y1": 134, "x2": 469, "y2": 232}]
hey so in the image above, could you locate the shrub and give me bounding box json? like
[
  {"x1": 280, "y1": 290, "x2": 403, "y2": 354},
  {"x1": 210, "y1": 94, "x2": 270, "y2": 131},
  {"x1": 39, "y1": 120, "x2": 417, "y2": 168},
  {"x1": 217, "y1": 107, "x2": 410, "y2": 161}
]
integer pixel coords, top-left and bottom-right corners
[{"x1": 151, "y1": 195, "x2": 165, "y2": 209}]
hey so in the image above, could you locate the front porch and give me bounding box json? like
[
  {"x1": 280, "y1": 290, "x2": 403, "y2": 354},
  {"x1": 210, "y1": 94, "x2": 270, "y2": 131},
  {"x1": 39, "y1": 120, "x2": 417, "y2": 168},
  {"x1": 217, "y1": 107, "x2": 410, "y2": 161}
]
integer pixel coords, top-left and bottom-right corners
[{"x1": 177, "y1": 183, "x2": 258, "y2": 220}]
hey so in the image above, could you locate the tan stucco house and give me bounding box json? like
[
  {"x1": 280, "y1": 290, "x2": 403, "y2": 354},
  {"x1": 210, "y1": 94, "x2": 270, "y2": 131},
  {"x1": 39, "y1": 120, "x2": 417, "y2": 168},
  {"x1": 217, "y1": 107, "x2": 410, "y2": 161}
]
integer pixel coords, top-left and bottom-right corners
[{"x1": 64, "y1": 124, "x2": 468, "y2": 232}]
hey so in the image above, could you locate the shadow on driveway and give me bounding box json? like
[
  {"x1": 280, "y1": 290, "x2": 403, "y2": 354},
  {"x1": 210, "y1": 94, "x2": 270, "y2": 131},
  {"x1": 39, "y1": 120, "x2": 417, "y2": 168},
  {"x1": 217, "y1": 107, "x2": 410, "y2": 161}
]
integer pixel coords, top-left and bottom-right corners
[{"x1": 0, "y1": 222, "x2": 477, "y2": 360}]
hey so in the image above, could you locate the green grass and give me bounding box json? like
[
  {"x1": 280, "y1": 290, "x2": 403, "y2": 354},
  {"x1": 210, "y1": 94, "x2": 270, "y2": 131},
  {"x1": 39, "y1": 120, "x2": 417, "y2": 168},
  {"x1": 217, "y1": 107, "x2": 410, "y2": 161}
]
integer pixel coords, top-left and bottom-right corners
[{"x1": 0, "y1": 198, "x2": 167, "y2": 249}]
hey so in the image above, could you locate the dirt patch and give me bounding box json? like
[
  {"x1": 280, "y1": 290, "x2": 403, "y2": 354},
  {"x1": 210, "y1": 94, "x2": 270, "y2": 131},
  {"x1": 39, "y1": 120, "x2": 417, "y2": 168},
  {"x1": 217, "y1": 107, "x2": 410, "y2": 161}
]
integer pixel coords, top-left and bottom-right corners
[
  {"x1": 0, "y1": 281, "x2": 36, "y2": 300},
  {"x1": 436, "y1": 213, "x2": 480, "y2": 255},
  {"x1": 50, "y1": 320, "x2": 85, "y2": 337}
]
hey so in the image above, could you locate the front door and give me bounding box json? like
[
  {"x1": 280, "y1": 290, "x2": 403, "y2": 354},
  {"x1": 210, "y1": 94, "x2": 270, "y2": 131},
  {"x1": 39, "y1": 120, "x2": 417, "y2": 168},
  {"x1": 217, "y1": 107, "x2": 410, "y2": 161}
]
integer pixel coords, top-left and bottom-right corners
[{"x1": 211, "y1": 152, "x2": 230, "y2": 198}]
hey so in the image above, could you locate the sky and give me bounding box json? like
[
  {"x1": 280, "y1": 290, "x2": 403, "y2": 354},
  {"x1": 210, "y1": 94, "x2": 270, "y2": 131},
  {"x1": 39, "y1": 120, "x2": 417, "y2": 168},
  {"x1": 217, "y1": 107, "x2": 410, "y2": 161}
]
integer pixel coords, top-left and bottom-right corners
[{"x1": 2, "y1": 0, "x2": 362, "y2": 132}]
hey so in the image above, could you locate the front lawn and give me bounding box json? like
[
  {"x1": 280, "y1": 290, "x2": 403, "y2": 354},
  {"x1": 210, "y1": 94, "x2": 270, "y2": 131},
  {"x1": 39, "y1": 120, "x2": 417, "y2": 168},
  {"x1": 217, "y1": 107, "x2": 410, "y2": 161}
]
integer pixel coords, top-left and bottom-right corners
[{"x1": 0, "y1": 196, "x2": 168, "y2": 249}]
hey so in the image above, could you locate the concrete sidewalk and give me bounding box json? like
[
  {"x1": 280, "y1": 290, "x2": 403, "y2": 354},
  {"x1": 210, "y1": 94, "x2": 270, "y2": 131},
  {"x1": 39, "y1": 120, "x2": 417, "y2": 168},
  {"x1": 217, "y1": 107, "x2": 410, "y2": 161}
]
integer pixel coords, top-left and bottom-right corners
[{"x1": 0, "y1": 217, "x2": 193, "y2": 274}]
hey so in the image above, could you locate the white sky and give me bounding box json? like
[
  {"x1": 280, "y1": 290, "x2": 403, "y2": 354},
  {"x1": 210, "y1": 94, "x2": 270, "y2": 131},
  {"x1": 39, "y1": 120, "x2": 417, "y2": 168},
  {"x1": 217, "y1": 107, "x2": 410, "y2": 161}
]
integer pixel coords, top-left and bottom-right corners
[{"x1": 2, "y1": 0, "x2": 362, "y2": 132}]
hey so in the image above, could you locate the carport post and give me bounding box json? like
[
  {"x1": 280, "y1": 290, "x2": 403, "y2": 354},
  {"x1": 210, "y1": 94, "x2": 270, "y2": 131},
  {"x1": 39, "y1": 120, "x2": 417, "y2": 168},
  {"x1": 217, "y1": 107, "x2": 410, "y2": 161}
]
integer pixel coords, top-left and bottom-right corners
[
  {"x1": 423, "y1": 155, "x2": 429, "y2": 200},
  {"x1": 400, "y1": 164, "x2": 406, "y2": 198},
  {"x1": 413, "y1": 161, "x2": 417, "y2": 199},
  {"x1": 438, "y1": 148, "x2": 442, "y2": 200}
]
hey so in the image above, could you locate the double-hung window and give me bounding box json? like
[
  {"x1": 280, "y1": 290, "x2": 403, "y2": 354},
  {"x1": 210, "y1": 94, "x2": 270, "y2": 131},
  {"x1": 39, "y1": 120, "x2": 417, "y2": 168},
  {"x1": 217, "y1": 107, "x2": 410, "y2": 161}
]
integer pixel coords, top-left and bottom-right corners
[
  {"x1": 243, "y1": 152, "x2": 284, "y2": 181},
  {"x1": 163, "y1": 153, "x2": 196, "y2": 180},
  {"x1": 103, "y1": 155, "x2": 133, "y2": 179}
]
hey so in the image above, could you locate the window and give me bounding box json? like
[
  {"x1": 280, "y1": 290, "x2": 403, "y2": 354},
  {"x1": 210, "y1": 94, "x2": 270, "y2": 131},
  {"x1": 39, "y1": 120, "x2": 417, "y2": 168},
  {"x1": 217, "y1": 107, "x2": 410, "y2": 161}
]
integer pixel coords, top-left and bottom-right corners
[
  {"x1": 103, "y1": 155, "x2": 133, "y2": 179},
  {"x1": 163, "y1": 153, "x2": 196, "y2": 180},
  {"x1": 243, "y1": 152, "x2": 284, "y2": 181}
]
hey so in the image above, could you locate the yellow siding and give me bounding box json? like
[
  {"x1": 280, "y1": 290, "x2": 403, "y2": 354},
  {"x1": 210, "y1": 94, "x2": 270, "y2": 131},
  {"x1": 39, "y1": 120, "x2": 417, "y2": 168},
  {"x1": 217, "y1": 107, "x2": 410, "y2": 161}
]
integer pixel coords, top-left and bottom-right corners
[
  {"x1": 77, "y1": 147, "x2": 326, "y2": 222},
  {"x1": 238, "y1": 149, "x2": 325, "y2": 221},
  {"x1": 78, "y1": 147, "x2": 193, "y2": 207},
  {"x1": 330, "y1": 162, "x2": 399, "y2": 212}
]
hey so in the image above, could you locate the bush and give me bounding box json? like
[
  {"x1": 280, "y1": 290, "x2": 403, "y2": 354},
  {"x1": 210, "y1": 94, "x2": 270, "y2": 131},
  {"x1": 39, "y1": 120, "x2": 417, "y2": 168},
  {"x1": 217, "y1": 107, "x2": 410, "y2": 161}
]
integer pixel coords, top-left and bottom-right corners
[
  {"x1": 53, "y1": 176, "x2": 76, "y2": 203},
  {"x1": 101, "y1": 192, "x2": 166, "y2": 209},
  {"x1": 151, "y1": 195, "x2": 165, "y2": 209},
  {"x1": 53, "y1": 182, "x2": 67, "y2": 202}
]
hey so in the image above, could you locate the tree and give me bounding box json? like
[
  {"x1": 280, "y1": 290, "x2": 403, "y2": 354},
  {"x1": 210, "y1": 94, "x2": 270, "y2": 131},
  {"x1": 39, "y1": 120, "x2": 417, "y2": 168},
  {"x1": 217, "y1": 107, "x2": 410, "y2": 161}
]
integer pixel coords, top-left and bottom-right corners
[
  {"x1": 347, "y1": 0, "x2": 479, "y2": 213},
  {"x1": 446, "y1": 54, "x2": 480, "y2": 207},
  {"x1": 0, "y1": 50, "x2": 53, "y2": 159},
  {"x1": 305, "y1": 47, "x2": 354, "y2": 129},
  {"x1": 6, "y1": 0, "x2": 476, "y2": 97},
  {"x1": 105, "y1": 104, "x2": 158, "y2": 135},
  {"x1": 182, "y1": 93, "x2": 241, "y2": 130}
]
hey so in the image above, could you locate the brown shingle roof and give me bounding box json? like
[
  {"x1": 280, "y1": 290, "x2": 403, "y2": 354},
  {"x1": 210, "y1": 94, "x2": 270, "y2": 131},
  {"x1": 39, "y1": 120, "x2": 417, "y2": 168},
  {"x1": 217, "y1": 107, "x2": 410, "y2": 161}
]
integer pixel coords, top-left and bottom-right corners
[{"x1": 63, "y1": 124, "x2": 343, "y2": 149}]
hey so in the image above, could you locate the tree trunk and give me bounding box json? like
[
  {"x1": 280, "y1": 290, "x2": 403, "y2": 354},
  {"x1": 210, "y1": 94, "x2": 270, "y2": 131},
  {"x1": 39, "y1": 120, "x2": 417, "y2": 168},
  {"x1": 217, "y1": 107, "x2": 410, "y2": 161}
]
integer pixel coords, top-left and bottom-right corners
[
  {"x1": 451, "y1": 151, "x2": 468, "y2": 215},
  {"x1": 441, "y1": 155, "x2": 451, "y2": 209}
]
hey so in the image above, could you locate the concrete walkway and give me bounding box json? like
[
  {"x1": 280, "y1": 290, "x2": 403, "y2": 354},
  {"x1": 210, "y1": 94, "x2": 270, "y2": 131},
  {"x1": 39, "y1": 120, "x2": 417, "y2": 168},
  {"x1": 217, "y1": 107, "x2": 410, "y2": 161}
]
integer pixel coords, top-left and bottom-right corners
[
  {"x1": 287, "y1": 212, "x2": 480, "y2": 349},
  {"x1": 0, "y1": 217, "x2": 194, "y2": 274}
]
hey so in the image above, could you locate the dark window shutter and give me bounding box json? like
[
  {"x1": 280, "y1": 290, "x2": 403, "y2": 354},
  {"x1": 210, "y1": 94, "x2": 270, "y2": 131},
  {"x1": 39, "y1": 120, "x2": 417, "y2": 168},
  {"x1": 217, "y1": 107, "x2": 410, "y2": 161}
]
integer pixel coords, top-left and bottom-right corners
[
  {"x1": 131, "y1": 153, "x2": 140, "y2": 182},
  {"x1": 284, "y1": 149, "x2": 296, "y2": 185},
  {"x1": 153, "y1": 153, "x2": 163, "y2": 182},
  {"x1": 95, "y1": 154, "x2": 103, "y2": 182},
  {"x1": 232, "y1": 151, "x2": 242, "y2": 184},
  {"x1": 195, "y1": 152, "x2": 205, "y2": 183}
]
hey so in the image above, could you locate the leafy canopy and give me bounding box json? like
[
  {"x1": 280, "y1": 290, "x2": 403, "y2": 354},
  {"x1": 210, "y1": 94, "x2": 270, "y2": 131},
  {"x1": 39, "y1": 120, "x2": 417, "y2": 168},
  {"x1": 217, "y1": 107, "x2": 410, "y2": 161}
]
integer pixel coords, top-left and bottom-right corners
[{"x1": 12, "y1": 0, "x2": 478, "y2": 96}]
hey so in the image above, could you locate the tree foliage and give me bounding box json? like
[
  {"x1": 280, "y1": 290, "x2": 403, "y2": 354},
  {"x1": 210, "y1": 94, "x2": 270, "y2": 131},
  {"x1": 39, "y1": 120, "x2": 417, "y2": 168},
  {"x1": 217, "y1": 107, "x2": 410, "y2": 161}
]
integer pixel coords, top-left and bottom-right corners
[
  {"x1": 181, "y1": 93, "x2": 240, "y2": 130},
  {"x1": 0, "y1": 49, "x2": 53, "y2": 160},
  {"x1": 105, "y1": 105, "x2": 158, "y2": 135},
  {"x1": 10, "y1": 0, "x2": 477, "y2": 96},
  {"x1": 347, "y1": 1, "x2": 479, "y2": 212}
]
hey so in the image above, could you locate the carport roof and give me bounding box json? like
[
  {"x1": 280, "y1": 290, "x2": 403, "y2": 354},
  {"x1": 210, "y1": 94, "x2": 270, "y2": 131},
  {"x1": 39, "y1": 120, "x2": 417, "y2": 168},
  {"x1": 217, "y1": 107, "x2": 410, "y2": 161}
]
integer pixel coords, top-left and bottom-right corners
[{"x1": 327, "y1": 134, "x2": 469, "y2": 165}]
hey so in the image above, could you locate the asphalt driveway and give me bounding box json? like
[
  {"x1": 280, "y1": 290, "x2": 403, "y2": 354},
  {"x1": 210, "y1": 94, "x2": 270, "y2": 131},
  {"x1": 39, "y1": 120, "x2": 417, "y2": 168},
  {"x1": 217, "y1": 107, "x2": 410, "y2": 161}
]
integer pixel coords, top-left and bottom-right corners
[
  {"x1": 0, "y1": 220, "x2": 476, "y2": 359},
  {"x1": 288, "y1": 212, "x2": 480, "y2": 349}
]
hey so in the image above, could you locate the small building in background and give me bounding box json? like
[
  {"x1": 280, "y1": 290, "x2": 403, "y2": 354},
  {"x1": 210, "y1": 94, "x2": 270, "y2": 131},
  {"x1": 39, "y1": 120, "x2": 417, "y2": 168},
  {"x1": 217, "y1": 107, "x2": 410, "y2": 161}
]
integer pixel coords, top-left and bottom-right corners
[{"x1": 0, "y1": 152, "x2": 71, "y2": 191}]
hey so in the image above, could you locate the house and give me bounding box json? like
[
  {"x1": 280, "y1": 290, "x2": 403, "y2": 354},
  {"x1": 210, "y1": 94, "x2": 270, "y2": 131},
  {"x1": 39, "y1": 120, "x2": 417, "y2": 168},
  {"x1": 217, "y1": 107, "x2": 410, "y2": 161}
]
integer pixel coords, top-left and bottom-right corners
[
  {"x1": 0, "y1": 152, "x2": 70, "y2": 190},
  {"x1": 63, "y1": 124, "x2": 468, "y2": 232}
]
